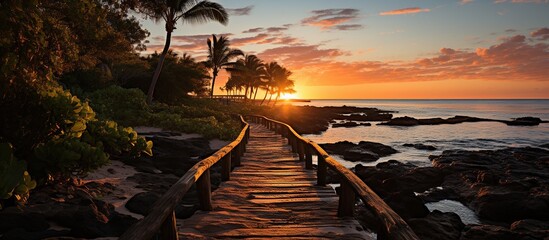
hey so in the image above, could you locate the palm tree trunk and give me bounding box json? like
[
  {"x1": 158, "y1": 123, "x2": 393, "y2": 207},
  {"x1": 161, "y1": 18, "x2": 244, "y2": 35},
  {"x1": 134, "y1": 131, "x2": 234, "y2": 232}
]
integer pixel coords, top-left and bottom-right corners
[
  {"x1": 210, "y1": 69, "x2": 218, "y2": 98},
  {"x1": 253, "y1": 86, "x2": 259, "y2": 101},
  {"x1": 146, "y1": 30, "x2": 172, "y2": 104},
  {"x1": 273, "y1": 91, "x2": 281, "y2": 106},
  {"x1": 260, "y1": 87, "x2": 269, "y2": 105},
  {"x1": 267, "y1": 92, "x2": 273, "y2": 104}
]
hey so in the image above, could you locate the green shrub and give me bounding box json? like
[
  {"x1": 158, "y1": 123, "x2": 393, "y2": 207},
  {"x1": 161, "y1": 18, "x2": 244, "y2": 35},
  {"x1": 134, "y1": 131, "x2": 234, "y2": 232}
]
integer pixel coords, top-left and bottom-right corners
[
  {"x1": 0, "y1": 143, "x2": 36, "y2": 209},
  {"x1": 85, "y1": 85, "x2": 151, "y2": 126}
]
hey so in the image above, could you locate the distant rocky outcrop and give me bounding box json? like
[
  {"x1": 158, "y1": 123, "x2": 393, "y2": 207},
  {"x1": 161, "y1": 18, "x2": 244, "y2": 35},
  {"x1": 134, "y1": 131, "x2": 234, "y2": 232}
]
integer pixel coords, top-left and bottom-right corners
[
  {"x1": 379, "y1": 115, "x2": 547, "y2": 127},
  {"x1": 331, "y1": 121, "x2": 371, "y2": 128},
  {"x1": 320, "y1": 141, "x2": 397, "y2": 162},
  {"x1": 403, "y1": 143, "x2": 437, "y2": 151}
]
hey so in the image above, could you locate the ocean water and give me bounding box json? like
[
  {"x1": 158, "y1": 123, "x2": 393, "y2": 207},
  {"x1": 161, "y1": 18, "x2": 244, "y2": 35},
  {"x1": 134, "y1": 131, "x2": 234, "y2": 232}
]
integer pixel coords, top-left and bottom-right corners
[
  {"x1": 291, "y1": 99, "x2": 549, "y2": 168},
  {"x1": 292, "y1": 99, "x2": 548, "y2": 224}
]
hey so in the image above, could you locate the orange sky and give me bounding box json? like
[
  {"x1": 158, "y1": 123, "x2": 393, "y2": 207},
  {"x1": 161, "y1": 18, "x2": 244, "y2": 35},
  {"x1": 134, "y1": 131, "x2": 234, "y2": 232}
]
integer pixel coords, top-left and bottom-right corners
[{"x1": 141, "y1": 0, "x2": 549, "y2": 99}]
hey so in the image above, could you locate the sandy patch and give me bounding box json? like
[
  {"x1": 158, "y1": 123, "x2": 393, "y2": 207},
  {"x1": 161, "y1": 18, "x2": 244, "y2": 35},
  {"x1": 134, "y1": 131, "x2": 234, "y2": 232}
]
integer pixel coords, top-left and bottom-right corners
[{"x1": 83, "y1": 160, "x2": 144, "y2": 219}]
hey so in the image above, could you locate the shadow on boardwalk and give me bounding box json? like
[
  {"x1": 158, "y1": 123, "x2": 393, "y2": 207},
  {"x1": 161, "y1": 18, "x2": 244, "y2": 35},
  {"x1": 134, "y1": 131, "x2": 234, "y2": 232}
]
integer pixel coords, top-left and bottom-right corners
[{"x1": 178, "y1": 123, "x2": 375, "y2": 239}]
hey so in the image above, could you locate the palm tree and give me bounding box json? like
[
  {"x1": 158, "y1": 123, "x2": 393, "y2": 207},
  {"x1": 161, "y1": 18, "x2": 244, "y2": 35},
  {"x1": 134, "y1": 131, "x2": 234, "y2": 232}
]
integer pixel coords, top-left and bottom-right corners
[
  {"x1": 227, "y1": 55, "x2": 265, "y2": 101},
  {"x1": 140, "y1": 0, "x2": 228, "y2": 104},
  {"x1": 272, "y1": 67, "x2": 295, "y2": 105},
  {"x1": 206, "y1": 34, "x2": 243, "y2": 98},
  {"x1": 260, "y1": 62, "x2": 282, "y2": 105}
]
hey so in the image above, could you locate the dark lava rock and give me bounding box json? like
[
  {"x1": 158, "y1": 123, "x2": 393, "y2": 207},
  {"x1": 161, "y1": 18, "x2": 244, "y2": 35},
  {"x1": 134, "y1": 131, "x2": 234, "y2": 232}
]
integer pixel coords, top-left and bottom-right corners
[
  {"x1": 354, "y1": 161, "x2": 445, "y2": 195},
  {"x1": 331, "y1": 121, "x2": 371, "y2": 128},
  {"x1": 0, "y1": 229, "x2": 71, "y2": 240},
  {"x1": 472, "y1": 191, "x2": 549, "y2": 223},
  {"x1": 431, "y1": 147, "x2": 549, "y2": 223},
  {"x1": 408, "y1": 210, "x2": 465, "y2": 240},
  {"x1": 460, "y1": 225, "x2": 521, "y2": 240},
  {"x1": 540, "y1": 143, "x2": 549, "y2": 149},
  {"x1": 127, "y1": 136, "x2": 212, "y2": 176},
  {"x1": 267, "y1": 105, "x2": 393, "y2": 134},
  {"x1": 403, "y1": 143, "x2": 436, "y2": 151},
  {"x1": 379, "y1": 116, "x2": 419, "y2": 126},
  {"x1": 445, "y1": 115, "x2": 485, "y2": 124},
  {"x1": 125, "y1": 192, "x2": 160, "y2": 215},
  {"x1": 334, "y1": 112, "x2": 393, "y2": 121},
  {"x1": 50, "y1": 200, "x2": 137, "y2": 238},
  {"x1": 510, "y1": 219, "x2": 549, "y2": 239},
  {"x1": 320, "y1": 141, "x2": 397, "y2": 162},
  {"x1": 127, "y1": 172, "x2": 179, "y2": 194},
  {"x1": 0, "y1": 211, "x2": 49, "y2": 233},
  {"x1": 418, "y1": 118, "x2": 445, "y2": 125},
  {"x1": 506, "y1": 117, "x2": 543, "y2": 126},
  {"x1": 383, "y1": 191, "x2": 429, "y2": 220}
]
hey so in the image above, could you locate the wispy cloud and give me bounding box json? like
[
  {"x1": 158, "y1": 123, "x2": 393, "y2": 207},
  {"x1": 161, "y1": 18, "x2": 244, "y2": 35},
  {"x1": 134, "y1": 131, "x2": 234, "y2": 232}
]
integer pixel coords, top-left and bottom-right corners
[
  {"x1": 302, "y1": 8, "x2": 363, "y2": 30},
  {"x1": 333, "y1": 24, "x2": 364, "y2": 31},
  {"x1": 494, "y1": 0, "x2": 548, "y2": 3},
  {"x1": 379, "y1": 7, "x2": 431, "y2": 16},
  {"x1": 257, "y1": 32, "x2": 549, "y2": 87},
  {"x1": 226, "y1": 6, "x2": 254, "y2": 16},
  {"x1": 460, "y1": 0, "x2": 474, "y2": 5},
  {"x1": 531, "y1": 27, "x2": 549, "y2": 40}
]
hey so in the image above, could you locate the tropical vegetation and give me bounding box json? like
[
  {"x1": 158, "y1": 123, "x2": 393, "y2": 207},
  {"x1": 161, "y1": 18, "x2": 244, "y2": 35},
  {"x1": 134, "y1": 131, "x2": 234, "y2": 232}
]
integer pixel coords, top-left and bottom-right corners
[
  {"x1": 135, "y1": 0, "x2": 229, "y2": 104},
  {"x1": 0, "y1": 0, "x2": 295, "y2": 210},
  {"x1": 206, "y1": 35, "x2": 244, "y2": 97}
]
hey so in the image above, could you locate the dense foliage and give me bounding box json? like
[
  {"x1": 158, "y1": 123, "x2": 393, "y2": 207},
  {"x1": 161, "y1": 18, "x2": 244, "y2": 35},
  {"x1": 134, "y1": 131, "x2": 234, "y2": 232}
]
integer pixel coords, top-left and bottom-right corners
[
  {"x1": 124, "y1": 52, "x2": 212, "y2": 104},
  {"x1": 0, "y1": 0, "x2": 152, "y2": 207},
  {"x1": 86, "y1": 86, "x2": 246, "y2": 139}
]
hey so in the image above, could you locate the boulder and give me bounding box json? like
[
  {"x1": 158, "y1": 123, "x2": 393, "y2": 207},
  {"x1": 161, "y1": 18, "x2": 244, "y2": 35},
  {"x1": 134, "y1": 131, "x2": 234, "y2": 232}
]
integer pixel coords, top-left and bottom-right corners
[
  {"x1": 418, "y1": 118, "x2": 445, "y2": 125},
  {"x1": 510, "y1": 219, "x2": 549, "y2": 239},
  {"x1": 320, "y1": 141, "x2": 397, "y2": 162},
  {"x1": 408, "y1": 210, "x2": 465, "y2": 240},
  {"x1": 0, "y1": 211, "x2": 49, "y2": 233},
  {"x1": 331, "y1": 121, "x2": 371, "y2": 128},
  {"x1": 125, "y1": 192, "x2": 160, "y2": 215},
  {"x1": 383, "y1": 191, "x2": 429, "y2": 220},
  {"x1": 506, "y1": 117, "x2": 542, "y2": 126},
  {"x1": 460, "y1": 225, "x2": 520, "y2": 240},
  {"x1": 403, "y1": 143, "x2": 437, "y2": 151},
  {"x1": 379, "y1": 116, "x2": 419, "y2": 126}
]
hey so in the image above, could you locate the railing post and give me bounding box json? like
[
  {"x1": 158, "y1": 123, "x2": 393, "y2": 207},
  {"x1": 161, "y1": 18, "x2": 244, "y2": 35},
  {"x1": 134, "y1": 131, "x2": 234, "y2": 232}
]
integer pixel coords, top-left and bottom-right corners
[
  {"x1": 158, "y1": 211, "x2": 178, "y2": 240},
  {"x1": 221, "y1": 152, "x2": 231, "y2": 181},
  {"x1": 290, "y1": 136, "x2": 297, "y2": 153},
  {"x1": 338, "y1": 180, "x2": 356, "y2": 217},
  {"x1": 305, "y1": 145, "x2": 313, "y2": 170},
  {"x1": 196, "y1": 169, "x2": 213, "y2": 211},
  {"x1": 317, "y1": 155, "x2": 327, "y2": 186},
  {"x1": 297, "y1": 140, "x2": 305, "y2": 161},
  {"x1": 233, "y1": 143, "x2": 241, "y2": 166}
]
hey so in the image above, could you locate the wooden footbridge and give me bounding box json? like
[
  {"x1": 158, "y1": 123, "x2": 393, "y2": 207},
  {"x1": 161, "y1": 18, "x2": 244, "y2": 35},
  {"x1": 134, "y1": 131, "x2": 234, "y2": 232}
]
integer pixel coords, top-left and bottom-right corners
[{"x1": 120, "y1": 116, "x2": 419, "y2": 240}]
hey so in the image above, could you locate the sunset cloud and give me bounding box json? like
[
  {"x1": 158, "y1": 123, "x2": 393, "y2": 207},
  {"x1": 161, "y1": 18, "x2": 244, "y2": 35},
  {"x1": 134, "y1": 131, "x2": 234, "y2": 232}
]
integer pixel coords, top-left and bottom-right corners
[
  {"x1": 531, "y1": 27, "x2": 549, "y2": 40},
  {"x1": 460, "y1": 0, "x2": 474, "y2": 5},
  {"x1": 379, "y1": 7, "x2": 431, "y2": 16},
  {"x1": 257, "y1": 33, "x2": 549, "y2": 86},
  {"x1": 302, "y1": 8, "x2": 362, "y2": 30},
  {"x1": 226, "y1": 6, "x2": 254, "y2": 16},
  {"x1": 333, "y1": 24, "x2": 364, "y2": 31},
  {"x1": 494, "y1": 0, "x2": 548, "y2": 3}
]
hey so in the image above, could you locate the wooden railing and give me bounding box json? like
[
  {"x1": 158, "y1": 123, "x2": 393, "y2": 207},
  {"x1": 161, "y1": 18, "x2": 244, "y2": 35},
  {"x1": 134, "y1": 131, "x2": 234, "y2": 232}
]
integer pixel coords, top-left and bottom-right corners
[
  {"x1": 119, "y1": 115, "x2": 250, "y2": 240},
  {"x1": 247, "y1": 115, "x2": 419, "y2": 240}
]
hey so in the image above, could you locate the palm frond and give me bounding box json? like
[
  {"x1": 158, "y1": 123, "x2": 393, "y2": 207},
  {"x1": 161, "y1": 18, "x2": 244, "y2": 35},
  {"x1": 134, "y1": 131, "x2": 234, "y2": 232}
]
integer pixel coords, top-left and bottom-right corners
[{"x1": 181, "y1": 1, "x2": 228, "y2": 25}]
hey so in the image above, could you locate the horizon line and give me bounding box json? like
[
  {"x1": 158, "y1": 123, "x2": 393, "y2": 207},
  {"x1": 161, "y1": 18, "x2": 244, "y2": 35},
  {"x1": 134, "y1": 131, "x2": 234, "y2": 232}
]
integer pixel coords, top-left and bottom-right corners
[{"x1": 288, "y1": 98, "x2": 549, "y2": 101}]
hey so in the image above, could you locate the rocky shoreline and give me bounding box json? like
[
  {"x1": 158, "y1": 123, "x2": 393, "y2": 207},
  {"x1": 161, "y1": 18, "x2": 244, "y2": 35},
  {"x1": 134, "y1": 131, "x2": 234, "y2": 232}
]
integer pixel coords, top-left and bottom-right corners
[
  {"x1": 0, "y1": 129, "x2": 227, "y2": 239},
  {"x1": 1, "y1": 105, "x2": 547, "y2": 239},
  {"x1": 274, "y1": 106, "x2": 549, "y2": 239}
]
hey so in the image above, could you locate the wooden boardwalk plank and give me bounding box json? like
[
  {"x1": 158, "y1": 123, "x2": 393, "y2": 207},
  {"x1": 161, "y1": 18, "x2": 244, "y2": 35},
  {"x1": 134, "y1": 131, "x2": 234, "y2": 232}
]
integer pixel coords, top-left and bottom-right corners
[{"x1": 177, "y1": 123, "x2": 374, "y2": 239}]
